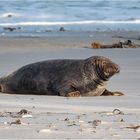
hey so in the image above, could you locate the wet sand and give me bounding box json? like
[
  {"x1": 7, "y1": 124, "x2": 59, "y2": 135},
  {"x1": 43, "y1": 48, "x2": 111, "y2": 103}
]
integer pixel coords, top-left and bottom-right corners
[{"x1": 0, "y1": 31, "x2": 140, "y2": 139}]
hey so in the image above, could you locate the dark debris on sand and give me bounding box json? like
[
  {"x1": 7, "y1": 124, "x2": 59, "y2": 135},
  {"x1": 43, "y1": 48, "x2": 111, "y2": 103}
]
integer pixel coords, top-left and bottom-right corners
[{"x1": 91, "y1": 40, "x2": 139, "y2": 49}]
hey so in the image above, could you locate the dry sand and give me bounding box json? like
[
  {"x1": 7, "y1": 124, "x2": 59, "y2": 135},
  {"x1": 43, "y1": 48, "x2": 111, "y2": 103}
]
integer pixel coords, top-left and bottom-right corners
[{"x1": 0, "y1": 31, "x2": 140, "y2": 139}]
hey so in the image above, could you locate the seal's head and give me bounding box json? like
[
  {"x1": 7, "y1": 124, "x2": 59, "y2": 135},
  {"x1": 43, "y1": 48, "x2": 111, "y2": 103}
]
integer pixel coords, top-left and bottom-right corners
[
  {"x1": 87, "y1": 56, "x2": 120, "y2": 81},
  {"x1": 94, "y1": 56, "x2": 120, "y2": 81}
]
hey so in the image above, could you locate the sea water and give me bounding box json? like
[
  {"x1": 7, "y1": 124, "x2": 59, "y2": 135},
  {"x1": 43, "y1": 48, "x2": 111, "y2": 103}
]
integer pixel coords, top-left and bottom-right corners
[{"x1": 0, "y1": 0, "x2": 140, "y2": 34}]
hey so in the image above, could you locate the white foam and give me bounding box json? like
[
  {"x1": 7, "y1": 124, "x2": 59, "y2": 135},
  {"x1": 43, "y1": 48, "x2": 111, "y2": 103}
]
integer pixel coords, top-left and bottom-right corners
[{"x1": 0, "y1": 20, "x2": 140, "y2": 26}]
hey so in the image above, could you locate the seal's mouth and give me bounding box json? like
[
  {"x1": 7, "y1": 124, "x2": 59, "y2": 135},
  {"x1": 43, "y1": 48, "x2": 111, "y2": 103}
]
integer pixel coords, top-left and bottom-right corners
[
  {"x1": 116, "y1": 67, "x2": 120, "y2": 74},
  {"x1": 114, "y1": 64, "x2": 120, "y2": 74}
]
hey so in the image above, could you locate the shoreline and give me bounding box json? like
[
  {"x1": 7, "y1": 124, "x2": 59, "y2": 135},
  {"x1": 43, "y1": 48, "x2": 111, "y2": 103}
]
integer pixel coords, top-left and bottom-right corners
[
  {"x1": 0, "y1": 30, "x2": 140, "y2": 43},
  {"x1": 0, "y1": 23, "x2": 140, "y2": 38}
]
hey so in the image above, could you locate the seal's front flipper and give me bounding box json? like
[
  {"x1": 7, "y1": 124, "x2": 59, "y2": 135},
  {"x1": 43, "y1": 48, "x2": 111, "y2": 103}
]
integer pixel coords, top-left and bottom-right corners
[
  {"x1": 112, "y1": 91, "x2": 124, "y2": 96},
  {"x1": 101, "y1": 89, "x2": 124, "y2": 96},
  {"x1": 66, "y1": 91, "x2": 81, "y2": 97}
]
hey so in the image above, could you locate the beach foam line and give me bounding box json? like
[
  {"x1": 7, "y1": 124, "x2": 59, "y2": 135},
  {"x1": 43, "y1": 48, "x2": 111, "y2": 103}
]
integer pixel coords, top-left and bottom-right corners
[{"x1": 0, "y1": 20, "x2": 140, "y2": 26}]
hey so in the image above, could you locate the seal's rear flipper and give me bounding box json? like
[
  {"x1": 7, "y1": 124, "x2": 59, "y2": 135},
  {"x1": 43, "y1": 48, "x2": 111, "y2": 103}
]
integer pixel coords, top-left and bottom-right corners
[{"x1": 101, "y1": 89, "x2": 124, "y2": 96}]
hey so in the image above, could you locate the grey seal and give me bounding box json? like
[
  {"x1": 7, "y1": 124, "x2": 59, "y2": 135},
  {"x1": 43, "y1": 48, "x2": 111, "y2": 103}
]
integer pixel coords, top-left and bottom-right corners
[{"x1": 0, "y1": 56, "x2": 124, "y2": 97}]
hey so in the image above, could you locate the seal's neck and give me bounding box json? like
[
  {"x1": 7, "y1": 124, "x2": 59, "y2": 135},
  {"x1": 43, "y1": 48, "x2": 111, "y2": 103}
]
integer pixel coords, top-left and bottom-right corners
[{"x1": 83, "y1": 61, "x2": 107, "y2": 86}]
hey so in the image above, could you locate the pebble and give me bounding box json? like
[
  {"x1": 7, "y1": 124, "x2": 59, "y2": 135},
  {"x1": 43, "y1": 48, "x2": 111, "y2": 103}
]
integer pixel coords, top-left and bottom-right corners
[
  {"x1": 4, "y1": 122, "x2": 9, "y2": 125},
  {"x1": 92, "y1": 120, "x2": 102, "y2": 127},
  {"x1": 59, "y1": 27, "x2": 66, "y2": 32},
  {"x1": 3, "y1": 27, "x2": 16, "y2": 32},
  {"x1": 18, "y1": 109, "x2": 29, "y2": 115},
  {"x1": 113, "y1": 109, "x2": 124, "y2": 115},
  {"x1": 64, "y1": 118, "x2": 69, "y2": 121},
  {"x1": 10, "y1": 119, "x2": 21, "y2": 125},
  {"x1": 22, "y1": 114, "x2": 33, "y2": 118},
  {"x1": 7, "y1": 14, "x2": 12, "y2": 18},
  {"x1": 79, "y1": 120, "x2": 84, "y2": 123},
  {"x1": 39, "y1": 129, "x2": 51, "y2": 133},
  {"x1": 48, "y1": 123, "x2": 55, "y2": 128}
]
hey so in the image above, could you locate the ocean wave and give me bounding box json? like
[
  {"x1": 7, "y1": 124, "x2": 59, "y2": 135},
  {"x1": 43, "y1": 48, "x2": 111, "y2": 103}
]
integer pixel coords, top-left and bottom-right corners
[
  {"x1": 0, "y1": 20, "x2": 140, "y2": 26},
  {"x1": 0, "y1": 0, "x2": 140, "y2": 27}
]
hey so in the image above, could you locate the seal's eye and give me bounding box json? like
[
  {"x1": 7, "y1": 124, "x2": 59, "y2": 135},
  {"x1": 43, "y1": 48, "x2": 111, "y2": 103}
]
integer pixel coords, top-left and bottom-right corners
[{"x1": 102, "y1": 61, "x2": 106, "y2": 66}]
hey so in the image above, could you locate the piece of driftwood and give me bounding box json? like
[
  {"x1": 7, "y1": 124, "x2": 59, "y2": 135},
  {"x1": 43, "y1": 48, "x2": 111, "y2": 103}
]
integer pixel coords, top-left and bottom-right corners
[{"x1": 91, "y1": 40, "x2": 137, "y2": 49}]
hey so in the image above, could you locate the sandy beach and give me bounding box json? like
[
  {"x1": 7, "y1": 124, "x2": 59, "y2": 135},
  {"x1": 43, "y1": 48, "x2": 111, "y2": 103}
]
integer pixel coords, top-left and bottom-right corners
[{"x1": 0, "y1": 31, "x2": 140, "y2": 139}]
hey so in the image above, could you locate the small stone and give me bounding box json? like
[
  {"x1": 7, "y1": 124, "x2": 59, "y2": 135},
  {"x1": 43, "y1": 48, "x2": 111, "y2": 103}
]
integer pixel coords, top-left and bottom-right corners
[
  {"x1": 79, "y1": 120, "x2": 84, "y2": 123},
  {"x1": 7, "y1": 14, "x2": 12, "y2": 18},
  {"x1": 105, "y1": 112, "x2": 114, "y2": 115},
  {"x1": 119, "y1": 118, "x2": 125, "y2": 122},
  {"x1": 48, "y1": 123, "x2": 55, "y2": 128},
  {"x1": 92, "y1": 120, "x2": 101, "y2": 127},
  {"x1": 39, "y1": 129, "x2": 51, "y2": 133},
  {"x1": 4, "y1": 122, "x2": 8, "y2": 125},
  {"x1": 18, "y1": 109, "x2": 29, "y2": 115},
  {"x1": 64, "y1": 118, "x2": 69, "y2": 121},
  {"x1": 17, "y1": 27, "x2": 22, "y2": 30},
  {"x1": 59, "y1": 27, "x2": 66, "y2": 32},
  {"x1": 22, "y1": 114, "x2": 33, "y2": 118},
  {"x1": 111, "y1": 133, "x2": 120, "y2": 137},
  {"x1": 67, "y1": 121, "x2": 77, "y2": 126},
  {"x1": 113, "y1": 109, "x2": 124, "y2": 115},
  {"x1": 3, "y1": 27, "x2": 16, "y2": 32},
  {"x1": 10, "y1": 119, "x2": 21, "y2": 125}
]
